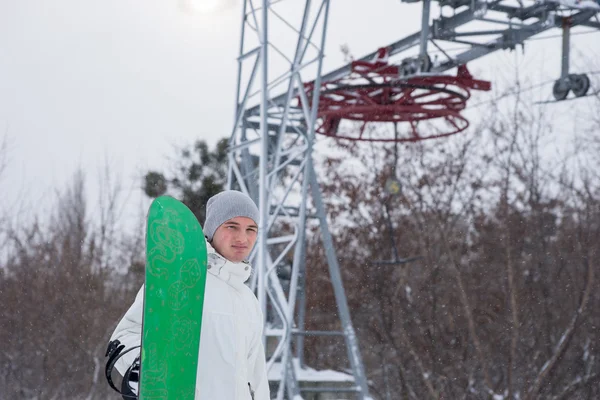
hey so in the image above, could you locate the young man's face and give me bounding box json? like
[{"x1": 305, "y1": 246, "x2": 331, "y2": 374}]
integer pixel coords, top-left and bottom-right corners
[{"x1": 211, "y1": 216, "x2": 258, "y2": 263}]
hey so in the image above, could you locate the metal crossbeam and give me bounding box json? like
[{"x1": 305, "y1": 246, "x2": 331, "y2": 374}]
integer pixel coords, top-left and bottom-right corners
[{"x1": 434, "y1": 9, "x2": 599, "y2": 71}]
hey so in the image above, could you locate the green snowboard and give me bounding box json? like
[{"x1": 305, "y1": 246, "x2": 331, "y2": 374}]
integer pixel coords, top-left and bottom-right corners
[{"x1": 140, "y1": 196, "x2": 208, "y2": 400}]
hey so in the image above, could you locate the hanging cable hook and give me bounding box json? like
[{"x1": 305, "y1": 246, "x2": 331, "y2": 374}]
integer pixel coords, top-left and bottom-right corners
[
  {"x1": 375, "y1": 122, "x2": 421, "y2": 266},
  {"x1": 384, "y1": 122, "x2": 402, "y2": 195}
]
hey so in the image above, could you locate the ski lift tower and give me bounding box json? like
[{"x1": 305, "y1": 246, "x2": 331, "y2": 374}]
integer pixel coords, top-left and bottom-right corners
[
  {"x1": 227, "y1": 1, "x2": 370, "y2": 399},
  {"x1": 227, "y1": 1, "x2": 599, "y2": 399}
]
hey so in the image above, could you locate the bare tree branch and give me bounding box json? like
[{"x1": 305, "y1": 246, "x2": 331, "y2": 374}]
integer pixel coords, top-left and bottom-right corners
[
  {"x1": 551, "y1": 372, "x2": 600, "y2": 400},
  {"x1": 441, "y1": 235, "x2": 494, "y2": 394},
  {"x1": 525, "y1": 256, "x2": 594, "y2": 400}
]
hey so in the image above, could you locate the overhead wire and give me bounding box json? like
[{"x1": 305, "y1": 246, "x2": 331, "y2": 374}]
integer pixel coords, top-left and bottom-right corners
[
  {"x1": 422, "y1": 24, "x2": 600, "y2": 58},
  {"x1": 468, "y1": 69, "x2": 600, "y2": 109},
  {"x1": 527, "y1": 29, "x2": 600, "y2": 42}
]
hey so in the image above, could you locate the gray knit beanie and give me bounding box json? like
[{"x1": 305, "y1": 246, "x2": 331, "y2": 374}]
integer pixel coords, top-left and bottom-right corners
[{"x1": 203, "y1": 190, "x2": 260, "y2": 241}]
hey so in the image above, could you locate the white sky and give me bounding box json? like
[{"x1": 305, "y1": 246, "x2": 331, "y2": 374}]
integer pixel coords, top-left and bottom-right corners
[{"x1": 0, "y1": 0, "x2": 598, "y2": 228}]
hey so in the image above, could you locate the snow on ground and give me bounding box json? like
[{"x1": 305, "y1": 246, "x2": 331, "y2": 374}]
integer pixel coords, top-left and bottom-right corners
[{"x1": 268, "y1": 358, "x2": 354, "y2": 382}]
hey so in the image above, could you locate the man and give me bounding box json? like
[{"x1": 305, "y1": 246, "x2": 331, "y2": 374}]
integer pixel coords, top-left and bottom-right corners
[{"x1": 109, "y1": 190, "x2": 270, "y2": 399}]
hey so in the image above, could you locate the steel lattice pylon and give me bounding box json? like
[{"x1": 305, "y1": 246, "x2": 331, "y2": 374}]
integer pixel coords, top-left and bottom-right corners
[{"x1": 227, "y1": 1, "x2": 371, "y2": 399}]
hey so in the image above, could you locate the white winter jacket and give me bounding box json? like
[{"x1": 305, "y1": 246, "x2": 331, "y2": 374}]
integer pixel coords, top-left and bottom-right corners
[{"x1": 110, "y1": 242, "x2": 270, "y2": 400}]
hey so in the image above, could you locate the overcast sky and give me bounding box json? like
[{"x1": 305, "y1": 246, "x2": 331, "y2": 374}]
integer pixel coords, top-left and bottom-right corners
[{"x1": 1, "y1": 0, "x2": 598, "y2": 228}]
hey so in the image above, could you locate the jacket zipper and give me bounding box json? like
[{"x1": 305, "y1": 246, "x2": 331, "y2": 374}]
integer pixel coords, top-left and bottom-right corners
[{"x1": 248, "y1": 382, "x2": 255, "y2": 400}]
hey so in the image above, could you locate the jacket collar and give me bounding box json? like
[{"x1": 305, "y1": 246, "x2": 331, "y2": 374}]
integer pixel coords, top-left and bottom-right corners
[{"x1": 206, "y1": 242, "x2": 252, "y2": 288}]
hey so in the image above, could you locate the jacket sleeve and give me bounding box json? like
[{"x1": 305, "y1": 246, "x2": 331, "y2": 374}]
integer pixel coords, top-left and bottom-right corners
[
  {"x1": 109, "y1": 285, "x2": 144, "y2": 376},
  {"x1": 248, "y1": 305, "x2": 271, "y2": 400}
]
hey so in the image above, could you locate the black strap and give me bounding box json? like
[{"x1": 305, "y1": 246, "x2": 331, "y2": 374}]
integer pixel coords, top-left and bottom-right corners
[
  {"x1": 105, "y1": 339, "x2": 140, "y2": 399},
  {"x1": 248, "y1": 382, "x2": 255, "y2": 400},
  {"x1": 120, "y1": 357, "x2": 140, "y2": 400}
]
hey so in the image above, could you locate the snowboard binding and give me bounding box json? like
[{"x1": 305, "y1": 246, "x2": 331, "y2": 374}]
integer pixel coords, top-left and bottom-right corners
[{"x1": 105, "y1": 339, "x2": 140, "y2": 400}]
